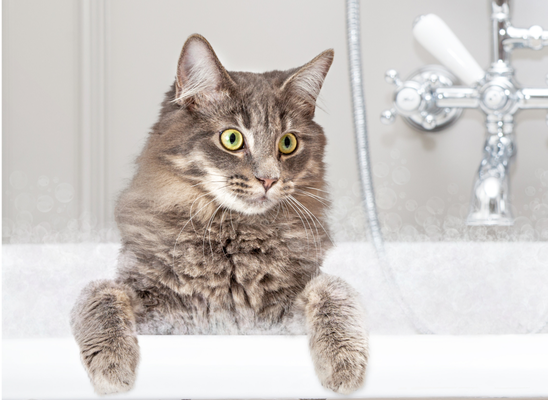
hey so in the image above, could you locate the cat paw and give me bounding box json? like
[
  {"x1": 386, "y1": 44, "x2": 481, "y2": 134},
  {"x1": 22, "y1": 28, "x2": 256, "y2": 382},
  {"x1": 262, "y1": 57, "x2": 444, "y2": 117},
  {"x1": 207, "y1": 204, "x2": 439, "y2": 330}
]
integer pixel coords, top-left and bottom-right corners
[
  {"x1": 81, "y1": 336, "x2": 139, "y2": 395},
  {"x1": 312, "y1": 343, "x2": 367, "y2": 394}
]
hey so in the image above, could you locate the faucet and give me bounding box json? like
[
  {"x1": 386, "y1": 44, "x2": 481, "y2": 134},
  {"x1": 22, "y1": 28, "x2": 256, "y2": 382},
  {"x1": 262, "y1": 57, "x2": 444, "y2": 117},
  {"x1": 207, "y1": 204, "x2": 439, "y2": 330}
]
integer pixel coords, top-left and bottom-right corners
[{"x1": 381, "y1": 0, "x2": 548, "y2": 226}]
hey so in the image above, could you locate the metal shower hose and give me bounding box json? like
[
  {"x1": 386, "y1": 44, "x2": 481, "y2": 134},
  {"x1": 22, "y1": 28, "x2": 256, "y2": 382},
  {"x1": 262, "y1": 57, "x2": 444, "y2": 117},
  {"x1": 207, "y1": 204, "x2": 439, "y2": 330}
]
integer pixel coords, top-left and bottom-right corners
[{"x1": 345, "y1": 0, "x2": 431, "y2": 334}]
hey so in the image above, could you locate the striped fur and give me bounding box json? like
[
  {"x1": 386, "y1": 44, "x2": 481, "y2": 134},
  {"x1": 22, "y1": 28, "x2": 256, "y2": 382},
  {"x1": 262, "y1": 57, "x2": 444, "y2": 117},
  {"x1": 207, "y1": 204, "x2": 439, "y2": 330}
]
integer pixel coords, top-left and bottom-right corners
[{"x1": 71, "y1": 34, "x2": 367, "y2": 395}]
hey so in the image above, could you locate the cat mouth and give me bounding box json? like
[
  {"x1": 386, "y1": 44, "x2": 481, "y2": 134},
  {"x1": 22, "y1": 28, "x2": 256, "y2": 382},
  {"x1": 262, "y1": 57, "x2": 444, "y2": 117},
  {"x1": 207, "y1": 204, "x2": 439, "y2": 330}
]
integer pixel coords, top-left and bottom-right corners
[
  {"x1": 223, "y1": 192, "x2": 278, "y2": 215},
  {"x1": 247, "y1": 195, "x2": 270, "y2": 204}
]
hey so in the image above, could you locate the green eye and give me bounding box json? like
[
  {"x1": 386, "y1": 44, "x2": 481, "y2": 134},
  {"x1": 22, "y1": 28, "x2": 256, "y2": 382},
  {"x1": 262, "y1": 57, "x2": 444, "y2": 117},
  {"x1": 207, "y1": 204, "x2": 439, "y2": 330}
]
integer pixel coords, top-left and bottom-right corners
[
  {"x1": 220, "y1": 129, "x2": 244, "y2": 151},
  {"x1": 279, "y1": 133, "x2": 298, "y2": 154}
]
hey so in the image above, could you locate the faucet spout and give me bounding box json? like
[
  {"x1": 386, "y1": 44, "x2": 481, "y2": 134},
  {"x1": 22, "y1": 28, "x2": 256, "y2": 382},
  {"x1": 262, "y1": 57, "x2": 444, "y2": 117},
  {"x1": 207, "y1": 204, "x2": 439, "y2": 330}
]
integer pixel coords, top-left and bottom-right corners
[{"x1": 467, "y1": 133, "x2": 515, "y2": 226}]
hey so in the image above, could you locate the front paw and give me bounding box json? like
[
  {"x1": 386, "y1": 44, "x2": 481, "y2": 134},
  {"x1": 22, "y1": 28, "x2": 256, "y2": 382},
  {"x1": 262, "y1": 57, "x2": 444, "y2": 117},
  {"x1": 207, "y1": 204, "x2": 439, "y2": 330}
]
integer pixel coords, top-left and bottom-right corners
[
  {"x1": 311, "y1": 337, "x2": 368, "y2": 394},
  {"x1": 299, "y1": 274, "x2": 369, "y2": 394},
  {"x1": 81, "y1": 335, "x2": 139, "y2": 395}
]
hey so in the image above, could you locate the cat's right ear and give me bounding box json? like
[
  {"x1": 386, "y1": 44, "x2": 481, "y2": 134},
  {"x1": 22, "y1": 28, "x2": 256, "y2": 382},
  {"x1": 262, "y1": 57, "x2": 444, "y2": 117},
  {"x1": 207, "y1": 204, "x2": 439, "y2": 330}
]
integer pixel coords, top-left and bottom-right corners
[{"x1": 174, "y1": 34, "x2": 234, "y2": 107}]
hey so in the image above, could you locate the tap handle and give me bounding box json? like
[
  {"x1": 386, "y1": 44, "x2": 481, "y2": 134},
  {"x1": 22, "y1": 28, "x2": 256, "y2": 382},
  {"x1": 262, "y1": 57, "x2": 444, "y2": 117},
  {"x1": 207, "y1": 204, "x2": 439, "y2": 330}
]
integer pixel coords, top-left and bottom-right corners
[
  {"x1": 385, "y1": 69, "x2": 402, "y2": 87},
  {"x1": 413, "y1": 14, "x2": 485, "y2": 86},
  {"x1": 381, "y1": 69, "x2": 401, "y2": 124},
  {"x1": 380, "y1": 108, "x2": 397, "y2": 125}
]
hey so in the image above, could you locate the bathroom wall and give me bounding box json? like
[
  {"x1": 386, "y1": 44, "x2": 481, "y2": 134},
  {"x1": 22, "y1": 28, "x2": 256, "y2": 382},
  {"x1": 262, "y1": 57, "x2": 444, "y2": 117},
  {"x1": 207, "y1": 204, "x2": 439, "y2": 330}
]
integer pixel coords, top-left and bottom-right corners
[{"x1": 3, "y1": 0, "x2": 548, "y2": 243}]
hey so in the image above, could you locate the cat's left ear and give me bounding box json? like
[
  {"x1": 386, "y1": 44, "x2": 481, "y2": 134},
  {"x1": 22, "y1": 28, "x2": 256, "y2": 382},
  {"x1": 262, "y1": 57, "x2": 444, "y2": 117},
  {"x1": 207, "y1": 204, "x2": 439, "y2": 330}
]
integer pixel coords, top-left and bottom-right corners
[
  {"x1": 174, "y1": 34, "x2": 235, "y2": 107},
  {"x1": 281, "y1": 49, "x2": 334, "y2": 117}
]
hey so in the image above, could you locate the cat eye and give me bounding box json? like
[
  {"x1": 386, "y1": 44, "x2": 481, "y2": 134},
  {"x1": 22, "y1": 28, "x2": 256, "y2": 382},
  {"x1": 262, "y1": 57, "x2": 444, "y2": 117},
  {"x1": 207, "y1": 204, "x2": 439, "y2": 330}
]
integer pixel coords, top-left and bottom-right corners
[
  {"x1": 220, "y1": 129, "x2": 244, "y2": 151},
  {"x1": 278, "y1": 133, "x2": 298, "y2": 154}
]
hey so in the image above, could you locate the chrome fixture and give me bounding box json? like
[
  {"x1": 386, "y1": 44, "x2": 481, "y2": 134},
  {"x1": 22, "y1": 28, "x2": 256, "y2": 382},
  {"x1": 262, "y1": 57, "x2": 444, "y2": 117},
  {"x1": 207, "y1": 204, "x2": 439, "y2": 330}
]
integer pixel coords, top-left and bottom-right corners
[{"x1": 381, "y1": 0, "x2": 548, "y2": 226}]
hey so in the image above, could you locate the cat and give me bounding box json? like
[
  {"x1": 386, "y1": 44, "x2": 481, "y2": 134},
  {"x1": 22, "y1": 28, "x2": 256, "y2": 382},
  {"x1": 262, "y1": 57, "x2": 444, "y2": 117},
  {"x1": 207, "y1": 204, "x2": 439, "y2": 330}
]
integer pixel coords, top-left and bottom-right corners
[{"x1": 70, "y1": 34, "x2": 368, "y2": 395}]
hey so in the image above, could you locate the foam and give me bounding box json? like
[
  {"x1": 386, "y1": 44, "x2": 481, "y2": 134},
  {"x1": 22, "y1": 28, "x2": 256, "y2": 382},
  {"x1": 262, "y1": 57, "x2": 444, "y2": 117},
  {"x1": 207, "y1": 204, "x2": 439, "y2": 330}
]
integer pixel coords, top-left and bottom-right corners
[{"x1": 4, "y1": 241, "x2": 548, "y2": 338}]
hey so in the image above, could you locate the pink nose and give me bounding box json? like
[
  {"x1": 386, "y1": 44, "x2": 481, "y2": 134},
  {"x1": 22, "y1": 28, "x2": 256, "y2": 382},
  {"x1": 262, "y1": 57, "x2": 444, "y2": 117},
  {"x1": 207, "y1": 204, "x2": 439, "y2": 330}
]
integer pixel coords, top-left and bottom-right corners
[{"x1": 256, "y1": 177, "x2": 278, "y2": 192}]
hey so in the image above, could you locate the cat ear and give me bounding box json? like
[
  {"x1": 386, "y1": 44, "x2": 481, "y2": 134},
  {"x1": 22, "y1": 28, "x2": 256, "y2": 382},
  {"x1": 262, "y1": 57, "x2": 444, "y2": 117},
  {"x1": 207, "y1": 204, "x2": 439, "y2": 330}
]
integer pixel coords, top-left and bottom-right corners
[
  {"x1": 174, "y1": 34, "x2": 234, "y2": 106},
  {"x1": 281, "y1": 49, "x2": 334, "y2": 116}
]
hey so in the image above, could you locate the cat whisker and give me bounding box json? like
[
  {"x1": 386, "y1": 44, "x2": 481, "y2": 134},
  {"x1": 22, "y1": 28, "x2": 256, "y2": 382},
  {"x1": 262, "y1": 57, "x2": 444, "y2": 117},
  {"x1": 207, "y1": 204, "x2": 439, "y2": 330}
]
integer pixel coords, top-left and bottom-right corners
[
  {"x1": 229, "y1": 208, "x2": 237, "y2": 234},
  {"x1": 303, "y1": 185, "x2": 330, "y2": 194},
  {"x1": 203, "y1": 202, "x2": 224, "y2": 260},
  {"x1": 214, "y1": 192, "x2": 238, "y2": 260},
  {"x1": 289, "y1": 195, "x2": 321, "y2": 262},
  {"x1": 218, "y1": 207, "x2": 229, "y2": 258},
  {"x1": 283, "y1": 197, "x2": 312, "y2": 255},
  {"x1": 188, "y1": 185, "x2": 230, "y2": 231},
  {"x1": 281, "y1": 201, "x2": 290, "y2": 219},
  {"x1": 272, "y1": 203, "x2": 282, "y2": 223},
  {"x1": 186, "y1": 180, "x2": 226, "y2": 189},
  {"x1": 172, "y1": 186, "x2": 228, "y2": 268},
  {"x1": 288, "y1": 196, "x2": 320, "y2": 262},
  {"x1": 295, "y1": 189, "x2": 330, "y2": 208},
  {"x1": 290, "y1": 194, "x2": 335, "y2": 248}
]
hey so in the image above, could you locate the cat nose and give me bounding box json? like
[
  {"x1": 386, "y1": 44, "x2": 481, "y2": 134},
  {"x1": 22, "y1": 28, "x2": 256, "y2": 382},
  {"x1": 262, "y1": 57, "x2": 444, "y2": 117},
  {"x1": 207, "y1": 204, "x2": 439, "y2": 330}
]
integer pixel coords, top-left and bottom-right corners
[{"x1": 256, "y1": 177, "x2": 278, "y2": 192}]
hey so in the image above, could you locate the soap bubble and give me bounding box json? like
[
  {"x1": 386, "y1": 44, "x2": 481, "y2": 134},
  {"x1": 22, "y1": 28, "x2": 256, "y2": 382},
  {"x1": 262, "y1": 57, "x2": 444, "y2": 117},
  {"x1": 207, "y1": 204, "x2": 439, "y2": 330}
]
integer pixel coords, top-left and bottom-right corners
[
  {"x1": 443, "y1": 215, "x2": 463, "y2": 230},
  {"x1": 541, "y1": 171, "x2": 548, "y2": 187},
  {"x1": 425, "y1": 225, "x2": 442, "y2": 240},
  {"x1": 530, "y1": 198, "x2": 541, "y2": 212},
  {"x1": 9, "y1": 171, "x2": 27, "y2": 189},
  {"x1": 514, "y1": 216, "x2": 533, "y2": 232},
  {"x1": 399, "y1": 225, "x2": 419, "y2": 240},
  {"x1": 14, "y1": 193, "x2": 35, "y2": 212},
  {"x1": 543, "y1": 192, "x2": 548, "y2": 205},
  {"x1": 535, "y1": 168, "x2": 544, "y2": 178},
  {"x1": 512, "y1": 216, "x2": 536, "y2": 240},
  {"x1": 405, "y1": 199, "x2": 418, "y2": 211},
  {"x1": 469, "y1": 226, "x2": 487, "y2": 240},
  {"x1": 519, "y1": 227, "x2": 537, "y2": 241},
  {"x1": 16, "y1": 211, "x2": 33, "y2": 225},
  {"x1": 532, "y1": 204, "x2": 548, "y2": 220},
  {"x1": 34, "y1": 225, "x2": 49, "y2": 242},
  {"x1": 426, "y1": 196, "x2": 445, "y2": 215},
  {"x1": 384, "y1": 212, "x2": 402, "y2": 232},
  {"x1": 376, "y1": 187, "x2": 397, "y2": 210},
  {"x1": 3, "y1": 218, "x2": 14, "y2": 238},
  {"x1": 337, "y1": 178, "x2": 348, "y2": 189},
  {"x1": 399, "y1": 192, "x2": 406, "y2": 199},
  {"x1": 496, "y1": 228, "x2": 511, "y2": 241},
  {"x1": 37, "y1": 195, "x2": 54, "y2": 213},
  {"x1": 415, "y1": 206, "x2": 433, "y2": 226},
  {"x1": 447, "y1": 183, "x2": 459, "y2": 195},
  {"x1": 55, "y1": 183, "x2": 74, "y2": 203},
  {"x1": 66, "y1": 218, "x2": 79, "y2": 232},
  {"x1": 80, "y1": 212, "x2": 98, "y2": 231},
  {"x1": 536, "y1": 218, "x2": 548, "y2": 240},
  {"x1": 392, "y1": 166, "x2": 411, "y2": 185},
  {"x1": 37, "y1": 176, "x2": 49, "y2": 187},
  {"x1": 424, "y1": 215, "x2": 441, "y2": 228},
  {"x1": 373, "y1": 162, "x2": 390, "y2": 178},
  {"x1": 444, "y1": 228, "x2": 460, "y2": 240},
  {"x1": 526, "y1": 186, "x2": 536, "y2": 196},
  {"x1": 447, "y1": 203, "x2": 466, "y2": 218},
  {"x1": 352, "y1": 181, "x2": 361, "y2": 197}
]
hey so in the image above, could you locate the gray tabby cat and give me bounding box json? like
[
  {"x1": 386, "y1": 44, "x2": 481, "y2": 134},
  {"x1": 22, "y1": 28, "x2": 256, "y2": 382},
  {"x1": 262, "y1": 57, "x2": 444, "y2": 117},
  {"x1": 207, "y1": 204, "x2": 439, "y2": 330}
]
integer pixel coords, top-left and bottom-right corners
[{"x1": 70, "y1": 34, "x2": 368, "y2": 395}]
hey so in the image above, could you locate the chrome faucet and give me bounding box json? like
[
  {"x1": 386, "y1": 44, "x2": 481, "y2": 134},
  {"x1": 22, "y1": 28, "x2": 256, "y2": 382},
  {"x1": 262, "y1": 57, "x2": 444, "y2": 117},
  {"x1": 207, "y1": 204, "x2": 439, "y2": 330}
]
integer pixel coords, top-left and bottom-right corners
[{"x1": 381, "y1": 0, "x2": 548, "y2": 226}]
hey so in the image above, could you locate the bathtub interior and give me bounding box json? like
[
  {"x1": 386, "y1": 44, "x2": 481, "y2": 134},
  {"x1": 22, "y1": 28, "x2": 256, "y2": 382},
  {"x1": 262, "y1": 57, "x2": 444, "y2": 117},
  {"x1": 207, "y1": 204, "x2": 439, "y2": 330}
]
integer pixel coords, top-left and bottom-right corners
[
  {"x1": 3, "y1": 240, "x2": 548, "y2": 339},
  {"x1": 3, "y1": 0, "x2": 548, "y2": 340}
]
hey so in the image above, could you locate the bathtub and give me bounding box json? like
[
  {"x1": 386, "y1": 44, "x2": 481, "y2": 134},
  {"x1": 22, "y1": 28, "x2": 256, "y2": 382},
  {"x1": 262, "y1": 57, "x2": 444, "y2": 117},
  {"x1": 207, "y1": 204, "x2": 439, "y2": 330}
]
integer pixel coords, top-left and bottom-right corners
[{"x1": 3, "y1": 242, "x2": 548, "y2": 398}]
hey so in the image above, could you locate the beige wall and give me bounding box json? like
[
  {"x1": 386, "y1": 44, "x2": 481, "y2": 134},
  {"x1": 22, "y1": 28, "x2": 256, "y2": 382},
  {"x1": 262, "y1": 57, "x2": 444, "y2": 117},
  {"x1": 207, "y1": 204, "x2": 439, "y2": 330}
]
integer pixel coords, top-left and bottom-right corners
[{"x1": 3, "y1": 0, "x2": 548, "y2": 243}]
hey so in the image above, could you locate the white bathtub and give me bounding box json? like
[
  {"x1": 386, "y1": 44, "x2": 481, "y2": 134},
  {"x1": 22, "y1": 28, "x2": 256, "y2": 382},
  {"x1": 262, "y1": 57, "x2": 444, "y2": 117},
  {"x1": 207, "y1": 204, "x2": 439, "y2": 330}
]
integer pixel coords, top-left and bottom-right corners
[
  {"x1": 3, "y1": 242, "x2": 548, "y2": 398},
  {"x1": 3, "y1": 334, "x2": 548, "y2": 399}
]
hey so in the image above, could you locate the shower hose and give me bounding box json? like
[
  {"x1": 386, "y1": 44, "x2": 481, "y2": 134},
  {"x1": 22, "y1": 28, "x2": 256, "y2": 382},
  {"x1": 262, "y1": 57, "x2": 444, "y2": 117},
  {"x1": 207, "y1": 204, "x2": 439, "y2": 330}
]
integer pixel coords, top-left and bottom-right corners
[{"x1": 345, "y1": 0, "x2": 432, "y2": 334}]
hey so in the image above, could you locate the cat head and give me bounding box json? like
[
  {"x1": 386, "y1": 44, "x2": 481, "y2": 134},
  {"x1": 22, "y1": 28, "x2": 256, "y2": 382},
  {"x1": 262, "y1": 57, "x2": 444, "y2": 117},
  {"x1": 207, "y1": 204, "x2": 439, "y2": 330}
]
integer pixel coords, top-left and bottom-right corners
[{"x1": 144, "y1": 34, "x2": 333, "y2": 216}]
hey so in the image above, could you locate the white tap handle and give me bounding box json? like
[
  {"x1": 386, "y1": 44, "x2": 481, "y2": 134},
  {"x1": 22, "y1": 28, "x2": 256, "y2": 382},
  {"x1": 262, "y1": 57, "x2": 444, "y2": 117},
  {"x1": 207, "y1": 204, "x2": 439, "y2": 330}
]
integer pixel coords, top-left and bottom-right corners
[{"x1": 413, "y1": 14, "x2": 485, "y2": 86}]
